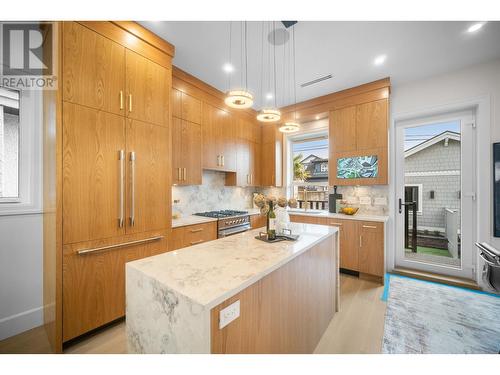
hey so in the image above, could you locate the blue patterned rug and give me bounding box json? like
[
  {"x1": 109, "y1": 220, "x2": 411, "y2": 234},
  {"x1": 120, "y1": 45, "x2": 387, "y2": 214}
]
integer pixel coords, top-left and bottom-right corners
[{"x1": 382, "y1": 274, "x2": 500, "y2": 354}]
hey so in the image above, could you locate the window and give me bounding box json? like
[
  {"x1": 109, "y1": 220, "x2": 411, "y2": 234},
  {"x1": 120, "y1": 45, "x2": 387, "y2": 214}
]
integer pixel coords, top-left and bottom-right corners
[
  {"x1": 290, "y1": 134, "x2": 329, "y2": 210},
  {"x1": 405, "y1": 184, "x2": 423, "y2": 214},
  {"x1": 0, "y1": 87, "x2": 20, "y2": 202},
  {"x1": 0, "y1": 87, "x2": 42, "y2": 215}
]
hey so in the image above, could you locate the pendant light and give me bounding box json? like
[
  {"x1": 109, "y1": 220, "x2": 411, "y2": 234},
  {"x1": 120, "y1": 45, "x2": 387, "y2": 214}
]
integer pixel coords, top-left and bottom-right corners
[
  {"x1": 280, "y1": 24, "x2": 300, "y2": 133},
  {"x1": 257, "y1": 22, "x2": 281, "y2": 122},
  {"x1": 225, "y1": 22, "x2": 254, "y2": 109}
]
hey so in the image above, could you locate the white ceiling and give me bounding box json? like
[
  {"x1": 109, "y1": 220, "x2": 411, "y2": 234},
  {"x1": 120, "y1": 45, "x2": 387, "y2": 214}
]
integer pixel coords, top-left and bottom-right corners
[{"x1": 140, "y1": 21, "x2": 500, "y2": 110}]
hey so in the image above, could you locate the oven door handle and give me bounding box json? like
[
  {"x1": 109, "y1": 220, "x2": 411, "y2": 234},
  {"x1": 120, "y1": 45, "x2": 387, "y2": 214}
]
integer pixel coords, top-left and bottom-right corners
[{"x1": 218, "y1": 224, "x2": 251, "y2": 237}]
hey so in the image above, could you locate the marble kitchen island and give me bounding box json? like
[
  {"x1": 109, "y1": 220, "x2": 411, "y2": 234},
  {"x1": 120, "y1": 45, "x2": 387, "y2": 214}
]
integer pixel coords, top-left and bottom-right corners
[{"x1": 126, "y1": 223, "x2": 339, "y2": 354}]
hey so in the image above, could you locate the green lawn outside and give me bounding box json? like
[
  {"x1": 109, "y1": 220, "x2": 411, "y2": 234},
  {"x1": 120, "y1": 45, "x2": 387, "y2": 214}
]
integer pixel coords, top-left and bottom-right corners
[{"x1": 405, "y1": 246, "x2": 452, "y2": 258}]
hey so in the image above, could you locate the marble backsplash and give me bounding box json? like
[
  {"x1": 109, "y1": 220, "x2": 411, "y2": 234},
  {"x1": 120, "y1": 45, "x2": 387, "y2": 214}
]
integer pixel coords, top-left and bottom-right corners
[
  {"x1": 172, "y1": 170, "x2": 389, "y2": 217},
  {"x1": 172, "y1": 170, "x2": 259, "y2": 217}
]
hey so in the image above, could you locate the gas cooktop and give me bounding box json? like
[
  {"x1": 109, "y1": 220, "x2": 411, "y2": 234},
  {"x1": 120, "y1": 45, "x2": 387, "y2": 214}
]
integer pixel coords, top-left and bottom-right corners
[{"x1": 194, "y1": 210, "x2": 248, "y2": 219}]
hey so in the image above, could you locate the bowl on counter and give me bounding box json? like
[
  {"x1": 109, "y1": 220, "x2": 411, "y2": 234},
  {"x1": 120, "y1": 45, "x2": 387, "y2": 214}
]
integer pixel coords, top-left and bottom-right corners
[{"x1": 339, "y1": 207, "x2": 359, "y2": 215}]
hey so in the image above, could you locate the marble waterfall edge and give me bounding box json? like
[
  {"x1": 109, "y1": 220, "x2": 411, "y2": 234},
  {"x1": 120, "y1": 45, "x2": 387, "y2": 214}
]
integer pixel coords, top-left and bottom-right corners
[{"x1": 126, "y1": 266, "x2": 210, "y2": 354}]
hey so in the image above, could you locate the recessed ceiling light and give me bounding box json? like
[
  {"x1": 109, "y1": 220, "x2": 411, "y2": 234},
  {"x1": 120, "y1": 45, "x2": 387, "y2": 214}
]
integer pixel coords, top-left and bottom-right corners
[
  {"x1": 265, "y1": 93, "x2": 273, "y2": 100},
  {"x1": 467, "y1": 22, "x2": 486, "y2": 33},
  {"x1": 374, "y1": 54, "x2": 387, "y2": 66},
  {"x1": 222, "y1": 63, "x2": 234, "y2": 73}
]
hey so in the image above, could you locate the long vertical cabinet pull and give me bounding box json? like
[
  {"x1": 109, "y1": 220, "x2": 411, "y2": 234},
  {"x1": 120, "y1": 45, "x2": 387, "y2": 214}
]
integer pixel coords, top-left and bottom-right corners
[
  {"x1": 118, "y1": 150, "x2": 125, "y2": 227},
  {"x1": 183, "y1": 168, "x2": 187, "y2": 181},
  {"x1": 128, "y1": 94, "x2": 133, "y2": 112},
  {"x1": 119, "y1": 91, "x2": 124, "y2": 110},
  {"x1": 130, "y1": 151, "x2": 136, "y2": 226}
]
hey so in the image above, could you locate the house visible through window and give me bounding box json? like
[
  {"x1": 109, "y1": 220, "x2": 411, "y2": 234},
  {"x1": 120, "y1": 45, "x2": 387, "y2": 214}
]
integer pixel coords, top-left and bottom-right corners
[
  {"x1": 290, "y1": 135, "x2": 329, "y2": 210},
  {"x1": 0, "y1": 87, "x2": 20, "y2": 202}
]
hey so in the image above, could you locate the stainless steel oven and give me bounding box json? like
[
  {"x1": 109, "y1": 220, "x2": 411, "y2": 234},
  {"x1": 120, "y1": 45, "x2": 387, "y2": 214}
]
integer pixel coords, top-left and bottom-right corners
[{"x1": 193, "y1": 210, "x2": 251, "y2": 238}]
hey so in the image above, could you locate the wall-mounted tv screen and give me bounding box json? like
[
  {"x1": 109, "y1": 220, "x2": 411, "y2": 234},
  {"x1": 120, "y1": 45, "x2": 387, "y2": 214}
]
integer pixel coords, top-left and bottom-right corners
[
  {"x1": 337, "y1": 155, "x2": 378, "y2": 179},
  {"x1": 494, "y1": 143, "x2": 500, "y2": 237}
]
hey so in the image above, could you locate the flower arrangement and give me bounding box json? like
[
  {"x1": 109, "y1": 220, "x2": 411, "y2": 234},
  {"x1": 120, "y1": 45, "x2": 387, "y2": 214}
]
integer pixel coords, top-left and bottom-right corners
[{"x1": 253, "y1": 194, "x2": 297, "y2": 216}]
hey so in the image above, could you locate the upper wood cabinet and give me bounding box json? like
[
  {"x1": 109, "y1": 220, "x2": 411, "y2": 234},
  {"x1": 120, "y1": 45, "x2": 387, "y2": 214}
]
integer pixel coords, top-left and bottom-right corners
[
  {"x1": 63, "y1": 22, "x2": 125, "y2": 115},
  {"x1": 126, "y1": 49, "x2": 170, "y2": 127},
  {"x1": 172, "y1": 117, "x2": 202, "y2": 185},
  {"x1": 261, "y1": 125, "x2": 282, "y2": 187},
  {"x1": 172, "y1": 88, "x2": 202, "y2": 124},
  {"x1": 235, "y1": 118, "x2": 260, "y2": 187},
  {"x1": 202, "y1": 103, "x2": 236, "y2": 172},
  {"x1": 62, "y1": 103, "x2": 126, "y2": 244},
  {"x1": 329, "y1": 98, "x2": 389, "y2": 185}
]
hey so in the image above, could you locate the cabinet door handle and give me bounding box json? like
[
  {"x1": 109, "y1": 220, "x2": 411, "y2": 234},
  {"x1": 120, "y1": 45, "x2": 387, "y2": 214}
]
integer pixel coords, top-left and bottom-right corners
[
  {"x1": 222, "y1": 155, "x2": 225, "y2": 166},
  {"x1": 77, "y1": 235, "x2": 164, "y2": 255},
  {"x1": 247, "y1": 174, "x2": 250, "y2": 184},
  {"x1": 128, "y1": 94, "x2": 133, "y2": 112},
  {"x1": 118, "y1": 150, "x2": 125, "y2": 227},
  {"x1": 189, "y1": 228, "x2": 204, "y2": 233},
  {"x1": 190, "y1": 239, "x2": 204, "y2": 245},
  {"x1": 130, "y1": 151, "x2": 136, "y2": 226},
  {"x1": 250, "y1": 174, "x2": 253, "y2": 184},
  {"x1": 183, "y1": 167, "x2": 187, "y2": 181},
  {"x1": 177, "y1": 167, "x2": 181, "y2": 181},
  {"x1": 329, "y1": 222, "x2": 343, "y2": 226},
  {"x1": 359, "y1": 235, "x2": 362, "y2": 248},
  {"x1": 217, "y1": 155, "x2": 220, "y2": 166},
  {"x1": 119, "y1": 91, "x2": 124, "y2": 110},
  {"x1": 362, "y1": 225, "x2": 377, "y2": 229}
]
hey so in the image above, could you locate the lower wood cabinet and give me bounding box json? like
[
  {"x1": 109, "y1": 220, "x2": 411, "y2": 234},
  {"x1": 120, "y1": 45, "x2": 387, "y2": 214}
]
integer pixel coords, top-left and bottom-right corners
[
  {"x1": 171, "y1": 222, "x2": 217, "y2": 250},
  {"x1": 250, "y1": 214, "x2": 266, "y2": 229},
  {"x1": 62, "y1": 231, "x2": 168, "y2": 341},
  {"x1": 289, "y1": 215, "x2": 384, "y2": 279}
]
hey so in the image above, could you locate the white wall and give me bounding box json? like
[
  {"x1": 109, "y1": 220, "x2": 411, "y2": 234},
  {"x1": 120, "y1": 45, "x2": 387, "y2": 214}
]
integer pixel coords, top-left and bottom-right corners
[
  {"x1": 389, "y1": 58, "x2": 500, "y2": 286},
  {"x1": 0, "y1": 213, "x2": 43, "y2": 340}
]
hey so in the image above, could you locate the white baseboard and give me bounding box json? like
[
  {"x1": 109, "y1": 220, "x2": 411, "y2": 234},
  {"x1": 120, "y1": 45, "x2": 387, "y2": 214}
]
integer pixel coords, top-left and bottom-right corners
[{"x1": 0, "y1": 306, "x2": 43, "y2": 341}]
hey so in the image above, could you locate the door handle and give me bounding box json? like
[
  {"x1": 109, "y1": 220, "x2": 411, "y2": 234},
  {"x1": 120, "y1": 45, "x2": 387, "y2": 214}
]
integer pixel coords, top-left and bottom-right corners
[
  {"x1": 183, "y1": 167, "x2": 187, "y2": 181},
  {"x1": 118, "y1": 150, "x2": 125, "y2": 227},
  {"x1": 222, "y1": 155, "x2": 225, "y2": 166},
  {"x1": 217, "y1": 155, "x2": 220, "y2": 166},
  {"x1": 399, "y1": 198, "x2": 417, "y2": 214},
  {"x1": 362, "y1": 225, "x2": 377, "y2": 229},
  {"x1": 128, "y1": 94, "x2": 133, "y2": 112},
  {"x1": 359, "y1": 235, "x2": 362, "y2": 248},
  {"x1": 177, "y1": 167, "x2": 181, "y2": 181},
  {"x1": 130, "y1": 151, "x2": 136, "y2": 226}
]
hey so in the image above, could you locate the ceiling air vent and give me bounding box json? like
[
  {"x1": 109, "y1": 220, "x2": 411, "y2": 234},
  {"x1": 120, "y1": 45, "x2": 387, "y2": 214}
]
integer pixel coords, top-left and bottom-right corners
[{"x1": 300, "y1": 74, "x2": 333, "y2": 88}]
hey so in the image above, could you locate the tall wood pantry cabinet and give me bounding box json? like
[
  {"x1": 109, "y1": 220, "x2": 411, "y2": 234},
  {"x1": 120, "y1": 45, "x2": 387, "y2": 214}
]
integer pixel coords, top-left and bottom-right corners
[{"x1": 43, "y1": 21, "x2": 175, "y2": 352}]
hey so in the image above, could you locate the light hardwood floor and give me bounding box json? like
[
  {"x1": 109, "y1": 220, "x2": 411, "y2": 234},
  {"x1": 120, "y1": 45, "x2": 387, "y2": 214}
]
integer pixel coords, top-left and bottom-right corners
[{"x1": 0, "y1": 274, "x2": 386, "y2": 354}]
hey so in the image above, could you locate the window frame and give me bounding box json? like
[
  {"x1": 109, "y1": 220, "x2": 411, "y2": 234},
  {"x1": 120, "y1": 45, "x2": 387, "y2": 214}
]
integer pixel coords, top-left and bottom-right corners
[
  {"x1": 0, "y1": 88, "x2": 42, "y2": 215},
  {"x1": 404, "y1": 183, "x2": 423, "y2": 215}
]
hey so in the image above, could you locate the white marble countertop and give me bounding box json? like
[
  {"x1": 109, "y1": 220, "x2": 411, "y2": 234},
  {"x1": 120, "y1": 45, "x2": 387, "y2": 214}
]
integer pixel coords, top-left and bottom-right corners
[
  {"x1": 171, "y1": 215, "x2": 218, "y2": 228},
  {"x1": 127, "y1": 223, "x2": 338, "y2": 309},
  {"x1": 286, "y1": 208, "x2": 389, "y2": 223}
]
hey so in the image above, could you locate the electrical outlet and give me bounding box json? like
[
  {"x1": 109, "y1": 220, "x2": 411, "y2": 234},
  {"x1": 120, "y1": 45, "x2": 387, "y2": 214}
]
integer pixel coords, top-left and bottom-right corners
[
  {"x1": 219, "y1": 300, "x2": 240, "y2": 329},
  {"x1": 359, "y1": 196, "x2": 372, "y2": 205},
  {"x1": 374, "y1": 197, "x2": 388, "y2": 206}
]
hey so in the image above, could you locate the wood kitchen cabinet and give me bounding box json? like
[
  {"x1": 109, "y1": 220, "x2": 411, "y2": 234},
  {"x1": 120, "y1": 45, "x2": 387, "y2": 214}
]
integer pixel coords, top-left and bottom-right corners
[
  {"x1": 329, "y1": 98, "x2": 388, "y2": 186},
  {"x1": 261, "y1": 125, "x2": 282, "y2": 187},
  {"x1": 172, "y1": 88, "x2": 202, "y2": 124},
  {"x1": 125, "y1": 119, "x2": 170, "y2": 235},
  {"x1": 62, "y1": 103, "x2": 126, "y2": 244},
  {"x1": 171, "y1": 222, "x2": 217, "y2": 250},
  {"x1": 234, "y1": 118, "x2": 260, "y2": 187},
  {"x1": 126, "y1": 49, "x2": 170, "y2": 127},
  {"x1": 48, "y1": 21, "x2": 174, "y2": 349},
  {"x1": 202, "y1": 103, "x2": 236, "y2": 171},
  {"x1": 172, "y1": 118, "x2": 202, "y2": 185},
  {"x1": 289, "y1": 215, "x2": 384, "y2": 280},
  {"x1": 62, "y1": 231, "x2": 168, "y2": 341},
  {"x1": 63, "y1": 22, "x2": 125, "y2": 115},
  {"x1": 358, "y1": 221, "x2": 384, "y2": 277},
  {"x1": 250, "y1": 214, "x2": 267, "y2": 229}
]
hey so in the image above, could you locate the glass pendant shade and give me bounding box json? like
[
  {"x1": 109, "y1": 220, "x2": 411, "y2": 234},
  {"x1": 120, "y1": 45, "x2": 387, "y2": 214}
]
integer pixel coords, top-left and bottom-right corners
[
  {"x1": 224, "y1": 90, "x2": 254, "y2": 109},
  {"x1": 279, "y1": 121, "x2": 300, "y2": 133},
  {"x1": 256, "y1": 108, "x2": 281, "y2": 122}
]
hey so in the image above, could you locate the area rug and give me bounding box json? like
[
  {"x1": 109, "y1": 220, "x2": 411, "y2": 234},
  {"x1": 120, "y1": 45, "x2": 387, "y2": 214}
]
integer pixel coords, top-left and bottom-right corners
[{"x1": 382, "y1": 274, "x2": 500, "y2": 354}]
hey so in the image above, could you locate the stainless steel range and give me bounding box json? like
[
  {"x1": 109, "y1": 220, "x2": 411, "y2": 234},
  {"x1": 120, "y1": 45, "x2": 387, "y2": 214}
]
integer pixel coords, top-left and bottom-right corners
[{"x1": 194, "y1": 210, "x2": 251, "y2": 238}]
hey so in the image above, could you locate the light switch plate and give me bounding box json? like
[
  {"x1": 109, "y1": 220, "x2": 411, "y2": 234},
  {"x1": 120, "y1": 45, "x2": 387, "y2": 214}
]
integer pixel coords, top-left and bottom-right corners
[
  {"x1": 219, "y1": 300, "x2": 240, "y2": 329},
  {"x1": 359, "y1": 196, "x2": 372, "y2": 205},
  {"x1": 374, "y1": 197, "x2": 388, "y2": 206}
]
